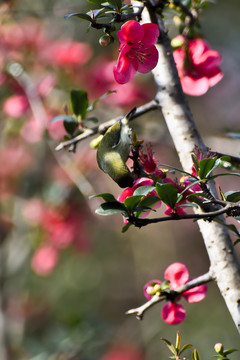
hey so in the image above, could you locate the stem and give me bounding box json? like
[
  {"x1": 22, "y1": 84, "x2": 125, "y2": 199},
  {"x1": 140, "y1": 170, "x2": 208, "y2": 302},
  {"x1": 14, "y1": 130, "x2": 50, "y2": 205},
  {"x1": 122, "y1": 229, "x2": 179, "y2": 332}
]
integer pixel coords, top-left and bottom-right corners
[
  {"x1": 55, "y1": 100, "x2": 159, "y2": 151},
  {"x1": 126, "y1": 272, "x2": 212, "y2": 320},
  {"x1": 129, "y1": 202, "x2": 239, "y2": 228},
  {"x1": 132, "y1": 0, "x2": 240, "y2": 333}
]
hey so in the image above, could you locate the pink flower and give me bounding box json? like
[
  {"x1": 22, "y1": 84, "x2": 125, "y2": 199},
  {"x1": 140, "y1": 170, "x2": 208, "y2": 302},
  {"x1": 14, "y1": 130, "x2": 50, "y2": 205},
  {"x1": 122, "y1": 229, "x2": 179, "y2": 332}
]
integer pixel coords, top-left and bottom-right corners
[
  {"x1": 114, "y1": 20, "x2": 159, "y2": 84},
  {"x1": 3, "y1": 94, "x2": 29, "y2": 118},
  {"x1": 118, "y1": 177, "x2": 161, "y2": 223},
  {"x1": 88, "y1": 58, "x2": 150, "y2": 107},
  {"x1": 40, "y1": 39, "x2": 92, "y2": 67},
  {"x1": 31, "y1": 244, "x2": 59, "y2": 276},
  {"x1": 143, "y1": 262, "x2": 207, "y2": 325},
  {"x1": 173, "y1": 35, "x2": 223, "y2": 96},
  {"x1": 100, "y1": 346, "x2": 143, "y2": 360}
]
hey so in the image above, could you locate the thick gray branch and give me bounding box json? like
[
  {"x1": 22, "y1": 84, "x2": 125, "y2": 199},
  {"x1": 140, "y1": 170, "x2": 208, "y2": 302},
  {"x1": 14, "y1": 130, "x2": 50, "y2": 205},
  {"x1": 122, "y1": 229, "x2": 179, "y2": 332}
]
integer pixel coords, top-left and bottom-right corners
[{"x1": 132, "y1": 1, "x2": 240, "y2": 333}]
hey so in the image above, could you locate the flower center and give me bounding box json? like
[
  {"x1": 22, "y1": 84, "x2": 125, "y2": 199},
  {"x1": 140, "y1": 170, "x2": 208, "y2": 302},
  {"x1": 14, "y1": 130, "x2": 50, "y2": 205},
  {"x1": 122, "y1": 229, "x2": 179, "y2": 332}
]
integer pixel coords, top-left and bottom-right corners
[{"x1": 127, "y1": 41, "x2": 150, "y2": 64}]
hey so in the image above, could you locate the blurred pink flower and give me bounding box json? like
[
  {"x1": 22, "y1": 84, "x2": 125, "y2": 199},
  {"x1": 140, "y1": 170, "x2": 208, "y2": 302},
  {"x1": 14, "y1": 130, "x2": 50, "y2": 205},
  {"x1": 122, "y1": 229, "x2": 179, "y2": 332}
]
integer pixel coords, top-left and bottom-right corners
[
  {"x1": 101, "y1": 346, "x2": 143, "y2": 360},
  {"x1": 40, "y1": 39, "x2": 92, "y2": 67},
  {"x1": 31, "y1": 244, "x2": 59, "y2": 276},
  {"x1": 88, "y1": 58, "x2": 151, "y2": 107},
  {"x1": 0, "y1": 142, "x2": 32, "y2": 179},
  {"x1": 173, "y1": 35, "x2": 223, "y2": 96},
  {"x1": 3, "y1": 94, "x2": 29, "y2": 118},
  {"x1": 22, "y1": 198, "x2": 46, "y2": 224},
  {"x1": 114, "y1": 20, "x2": 159, "y2": 84},
  {"x1": 143, "y1": 262, "x2": 207, "y2": 325}
]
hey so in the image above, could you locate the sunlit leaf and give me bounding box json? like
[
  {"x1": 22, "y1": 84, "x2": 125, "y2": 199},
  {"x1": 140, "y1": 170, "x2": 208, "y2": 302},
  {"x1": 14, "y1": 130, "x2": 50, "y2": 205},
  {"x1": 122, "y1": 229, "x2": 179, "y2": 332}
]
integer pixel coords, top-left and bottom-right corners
[
  {"x1": 90, "y1": 193, "x2": 118, "y2": 202},
  {"x1": 70, "y1": 90, "x2": 89, "y2": 118},
  {"x1": 133, "y1": 186, "x2": 156, "y2": 197},
  {"x1": 95, "y1": 202, "x2": 128, "y2": 216},
  {"x1": 224, "y1": 191, "x2": 240, "y2": 203},
  {"x1": 124, "y1": 195, "x2": 143, "y2": 211},
  {"x1": 64, "y1": 13, "x2": 93, "y2": 22},
  {"x1": 50, "y1": 115, "x2": 74, "y2": 123},
  {"x1": 156, "y1": 183, "x2": 178, "y2": 208},
  {"x1": 198, "y1": 157, "x2": 218, "y2": 179}
]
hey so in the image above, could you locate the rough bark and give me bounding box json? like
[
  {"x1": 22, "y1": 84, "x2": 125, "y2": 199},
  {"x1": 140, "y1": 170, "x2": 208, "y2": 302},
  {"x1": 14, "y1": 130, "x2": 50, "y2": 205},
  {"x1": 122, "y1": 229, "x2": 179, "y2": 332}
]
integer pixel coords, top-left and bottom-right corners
[{"x1": 131, "y1": 0, "x2": 240, "y2": 333}]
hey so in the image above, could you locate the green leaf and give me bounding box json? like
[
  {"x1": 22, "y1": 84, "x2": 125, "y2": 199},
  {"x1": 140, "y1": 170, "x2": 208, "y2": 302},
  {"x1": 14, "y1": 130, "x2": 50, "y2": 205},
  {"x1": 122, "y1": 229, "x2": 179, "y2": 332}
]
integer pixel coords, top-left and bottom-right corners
[
  {"x1": 133, "y1": 186, "x2": 156, "y2": 197},
  {"x1": 155, "y1": 183, "x2": 178, "y2": 209},
  {"x1": 121, "y1": 222, "x2": 132, "y2": 233},
  {"x1": 209, "y1": 172, "x2": 240, "y2": 180},
  {"x1": 214, "y1": 218, "x2": 240, "y2": 237},
  {"x1": 192, "y1": 348, "x2": 201, "y2": 360},
  {"x1": 198, "y1": 157, "x2": 218, "y2": 179},
  {"x1": 90, "y1": 193, "x2": 118, "y2": 202},
  {"x1": 179, "y1": 343, "x2": 193, "y2": 355},
  {"x1": 161, "y1": 338, "x2": 178, "y2": 356},
  {"x1": 70, "y1": 90, "x2": 89, "y2": 118},
  {"x1": 124, "y1": 195, "x2": 143, "y2": 211},
  {"x1": 191, "y1": 154, "x2": 200, "y2": 173},
  {"x1": 224, "y1": 191, "x2": 240, "y2": 203},
  {"x1": 223, "y1": 348, "x2": 238, "y2": 355},
  {"x1": 175, "y1": 331, "x2": 181, "y2": 352},
  {"x1": 87, "y1": 90, "x2": 116, "y2": 112},
  {"x1": 108, "y1": 0, "x2": 123, "y2": 10},
  {"x1": 95, "y1": 202, "x2": 128, "y2": 216},
  {"x1": 64, "y1": 13, "x2": 93, "y2": 22},
  {"x1": 138, "y1": 196, "x2": 160, "y2": 208},
  {"x1": 63, "y1": 117, "x2": 79, "y2": 135},
  {"x1": 50, "y1": 115, "x2": 74, "y2": 123}
]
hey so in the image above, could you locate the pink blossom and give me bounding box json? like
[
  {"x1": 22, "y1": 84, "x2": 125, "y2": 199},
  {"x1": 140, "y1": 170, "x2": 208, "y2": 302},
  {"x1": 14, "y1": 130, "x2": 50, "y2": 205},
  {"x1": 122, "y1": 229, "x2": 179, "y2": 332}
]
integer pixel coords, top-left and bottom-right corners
[
  {"x1": 173, "y1": 35, "x2": 223, "y2": 96},
  {"x1": 118, "y1": 177, "x2": 161, "y2": 223},
  {"x1": 3, "y1": 95, "x2": 29, "y2": 118},
  {"x1": 114, "y1": 20, "x2": 159, "y2": 84},
  {"x1": 100, "y1": 346, "x2": 143, "y2": 360},
  {"x1": 40, "y1": 39, "x2": 92, "y2": 67},
  {"x1": 31, "y1": 244, "x2": 59, "y2": 276},
  {"x1": 139, "y1": 146, "x2": 164, "y2": 179},
  {"x1": 143, "y1": 262, "x2": 207, "y2": 325},
  {"x1": 88, "y1": 58, "x2": 150, "y2": 107}
]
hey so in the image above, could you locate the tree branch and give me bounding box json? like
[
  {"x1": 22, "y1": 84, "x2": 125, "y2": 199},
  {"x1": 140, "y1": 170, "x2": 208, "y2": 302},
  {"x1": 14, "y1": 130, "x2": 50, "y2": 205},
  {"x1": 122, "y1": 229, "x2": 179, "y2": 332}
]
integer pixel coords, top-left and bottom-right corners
[
  {"x1": 128, "y1": 202, "x2": 240, "y2": 228},
  {"x1": 55, "y1": 99, "x2": 159, "y2": 151},
  {"x1": 126, "y1": 272, "x2": 212, "y2": 320},
  {"x1": 132, "y1": 0, "x2": 240, "y2": 333}
]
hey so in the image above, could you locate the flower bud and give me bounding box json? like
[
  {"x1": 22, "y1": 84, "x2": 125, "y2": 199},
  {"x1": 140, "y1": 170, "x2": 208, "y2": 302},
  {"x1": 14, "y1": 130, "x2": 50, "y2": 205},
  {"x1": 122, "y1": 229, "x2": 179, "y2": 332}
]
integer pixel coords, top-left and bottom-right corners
[
  {"x1": 214, "y1": 343, "x2": 223, "y2": 354},
  {"x1": 99, "y1": 35, "x2": 112, "y2": 47}
]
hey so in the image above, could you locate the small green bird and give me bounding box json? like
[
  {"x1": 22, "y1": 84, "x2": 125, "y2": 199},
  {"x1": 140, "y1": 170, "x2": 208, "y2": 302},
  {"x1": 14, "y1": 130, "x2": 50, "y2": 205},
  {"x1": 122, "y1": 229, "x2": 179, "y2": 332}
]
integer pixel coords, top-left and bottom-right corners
[{"x1": 97, "y1": 108, "x2": 136, "y2": 188}]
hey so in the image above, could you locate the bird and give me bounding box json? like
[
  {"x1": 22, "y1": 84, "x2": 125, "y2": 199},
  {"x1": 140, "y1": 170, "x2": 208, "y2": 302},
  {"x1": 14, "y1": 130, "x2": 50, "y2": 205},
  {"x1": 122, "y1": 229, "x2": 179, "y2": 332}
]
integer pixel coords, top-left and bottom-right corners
[{"x1": 97, "y1": 108, "x2": 136, "y2": 188}]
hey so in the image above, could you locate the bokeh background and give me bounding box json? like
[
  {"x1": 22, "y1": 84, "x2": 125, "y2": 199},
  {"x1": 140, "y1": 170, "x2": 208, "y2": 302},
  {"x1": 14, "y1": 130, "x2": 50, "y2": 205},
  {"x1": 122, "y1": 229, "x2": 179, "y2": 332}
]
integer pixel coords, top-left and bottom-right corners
[{"x1": 0, "y1": 0, "x2": 240, "y2": 359}]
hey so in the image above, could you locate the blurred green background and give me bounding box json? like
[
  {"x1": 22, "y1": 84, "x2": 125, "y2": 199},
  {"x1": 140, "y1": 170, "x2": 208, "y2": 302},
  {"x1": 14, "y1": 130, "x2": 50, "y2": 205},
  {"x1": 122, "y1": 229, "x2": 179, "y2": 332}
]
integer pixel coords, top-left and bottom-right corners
[{"x1": 0, "y1": 0, "x2": 240, "y2": 359}]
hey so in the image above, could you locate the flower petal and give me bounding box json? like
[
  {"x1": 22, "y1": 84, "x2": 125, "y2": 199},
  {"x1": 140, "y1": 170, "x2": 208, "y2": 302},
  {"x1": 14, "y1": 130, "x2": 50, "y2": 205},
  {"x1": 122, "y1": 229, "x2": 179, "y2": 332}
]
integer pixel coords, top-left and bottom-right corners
[
  {"x1": 183, "y1": 283, "x2": 207, "y2": 303},
  {"x1": 162, "y1": 302, "x2": 186, "y2": 325},
  {"x1": 137, "y1": 45, "x2": 159, "y2": 73},
  {"x1": 113, "y1": 45, "x2": 137, "y2": 84},
  {"x1": 164, "y1": 262, "x2": 189, "y2": 289},
  {"x1": 117, "y1": 20, "x2": 143, "y2": 44},
  {"x1": 141, "y1": 23, "x2": 159, "y2": 46},
  {"x1": 132, "y1": 177, "x2": 154, "y2": 190},
  {"x1": 181, "y1": 75, "x2": 209, "y2": 96}
]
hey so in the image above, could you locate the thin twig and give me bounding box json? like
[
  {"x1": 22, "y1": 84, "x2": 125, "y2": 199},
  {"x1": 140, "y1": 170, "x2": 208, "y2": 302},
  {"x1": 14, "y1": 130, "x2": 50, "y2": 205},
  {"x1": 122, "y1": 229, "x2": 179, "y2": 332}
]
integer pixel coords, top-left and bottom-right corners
[
  {"x1": 55, "y1": 100, "x2": 159, "y2": 151},
  {"x1": 129, "y1": 202, "x2": 240, "y2": 228},
  {"x1": 126, "y1": 272, "x2": 212, "y2": 320}
]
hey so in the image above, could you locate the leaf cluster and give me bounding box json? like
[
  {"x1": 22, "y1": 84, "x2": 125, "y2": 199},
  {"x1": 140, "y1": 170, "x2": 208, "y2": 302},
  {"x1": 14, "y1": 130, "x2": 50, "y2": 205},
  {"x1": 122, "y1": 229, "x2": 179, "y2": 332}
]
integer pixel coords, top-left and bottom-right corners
[
  {"x1": 50, "y1": 89, "x2": 114, "y2": 138},
  {"x1": 65, "y1": 0, "x2": 133, "y2": 36}
]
